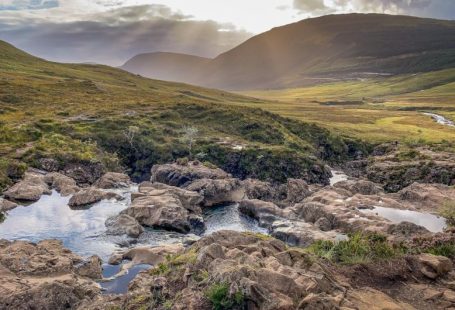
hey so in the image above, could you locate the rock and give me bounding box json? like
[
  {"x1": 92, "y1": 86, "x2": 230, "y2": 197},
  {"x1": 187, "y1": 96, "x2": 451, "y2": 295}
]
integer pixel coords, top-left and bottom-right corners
[
  {"x1": 186, "y1": 178, "x2": 245, "y2": 207},
  {"x1": 387, "y1": 221, "x2": 429, "y2": 238},
  {"x1": 242, "y1": 178, "x2": 284, "y2": 202},
  {"x1": 0, "y1": 239, "x2": 100, "y2": 309},
  {"x1": 270, "y1": 220, "x2": 339, "y2": 246},
  {"x1": 239, "y1": 199, "x2": 286, "y2": 228},
  {"x1": 417, "y1": 253, "x2": 453, "y2": 279},
  {"x1": 94, "y1": 172, "x2": 131, "y2": 189},
  {"x1": 62, "y1": 161, "x2": 105, "y2": 186},
  {"x1": 286, "y1": 178, "x2": 311, "y2": 204},
  {"x1": 0, "y1": 198, "x2": 18, "y2": 212},
  {"x1": 105, "y1": 214, "x2": 144, "y2": 238},
  {"x1": 443, "y1": 290, "x2": 455, "y2": 303},
  {"x1": 110, "y1": 244, "x2": 184, "y2": 269},
  {"x1": 122, "y1": 194, "x2": 195, "y2": 233},
  {"x1": 151, "y1": 161, "x2": 230, "y2": 187},
  {"x1": 334, "y1": 179, "x2": 384, "y2": 195},
  {"x1": 343, "y1": 287, "x2": 414, "y2": 310},
  {"x1": 44, "y1": 172, "x2": 80, "y2": 196},
  {"x1": 75, "y1": 255, "x2": 103, "y2": 279},
  {"x1": 139, "y1": 182, "x2": 203, "y2": 212},
  {"x1": 68, "y1": 187, "x2": 119, "y2": 207},
  {"x1": 398, "y1": 182, "x2": 455, "y2": 212},
  {"x1": 4, "y1": 171, "x2": 51, "y2": 201}
]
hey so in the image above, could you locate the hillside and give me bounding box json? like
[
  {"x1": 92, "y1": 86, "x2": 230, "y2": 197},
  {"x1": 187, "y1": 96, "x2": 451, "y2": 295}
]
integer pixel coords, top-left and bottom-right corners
[
  {"x1": 0, "y1": 40, "x2": 364, "y2": 189},
  {"x1": 121, "y1": 14, "x2": 455, "y2": 90},
  {"x1": 120, "y1": 52, "x2": 210, "y2": 83}
]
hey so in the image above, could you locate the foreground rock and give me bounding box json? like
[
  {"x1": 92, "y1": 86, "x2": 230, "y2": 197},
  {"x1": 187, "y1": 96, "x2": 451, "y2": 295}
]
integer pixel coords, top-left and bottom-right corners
[
  {"x1": 95, "y1": 172, "x2": 131, "y2": 189},
  {"x1": 105, "y1": 214, "x2": 144, "y2": 238},
  {"x1": 186, "y1": 178, "x2": 245, "y2": 207},
  {"x1": 151, "y1": 161, "x2": 230, "y2": 187},
  {"x1": 4, "y1": 171, "x2": 51, "y2": 201},
  {"x1": 122, "y1": 183, "x2": 204, "y2": 234},
  {"x1": 0, "y1": 239, "x2": 101, "y2": 309},
  {"x1": 0, "y1": 198, "x2": 18, "y2": 212}
]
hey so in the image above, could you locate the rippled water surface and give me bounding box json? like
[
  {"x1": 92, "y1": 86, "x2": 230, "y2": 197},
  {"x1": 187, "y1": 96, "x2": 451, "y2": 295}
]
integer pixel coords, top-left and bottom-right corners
[{"x1": 360, "y1": 206, "x2": 447, "y2": 232}]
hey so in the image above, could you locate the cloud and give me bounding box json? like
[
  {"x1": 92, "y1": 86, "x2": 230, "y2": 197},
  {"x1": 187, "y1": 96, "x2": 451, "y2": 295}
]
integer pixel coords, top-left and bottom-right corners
[
  {"x1": 0, "y1": 4, "x2": 252, "y2": 65},
  {"x1": 334, "y1": 0, "x2": 431, "y2": 13},
  {"x1": 0, "y1": 0, "x2": 59, "y2": 10},
  {"x1": 293, "y1": 0, "x2": 336, "y2": 15}
]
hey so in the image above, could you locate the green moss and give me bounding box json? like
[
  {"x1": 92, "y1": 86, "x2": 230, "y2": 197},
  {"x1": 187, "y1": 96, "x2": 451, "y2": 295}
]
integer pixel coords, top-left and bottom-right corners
[
  {"x1": 150, "y1": 262, "x2": 170, "y2": 276},
  {"x1": 205, "y1": 282, "x2": 244, "y2": 310}
]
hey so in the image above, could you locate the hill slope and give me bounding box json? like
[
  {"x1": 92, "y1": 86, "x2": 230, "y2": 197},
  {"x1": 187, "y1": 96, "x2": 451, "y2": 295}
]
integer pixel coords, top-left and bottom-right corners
[
  {"x1": 0, "y1": 40, "x2": 364, "y2": 189},
  {"x1": 120, "y1": 52, "x2": 210, "y2": 83},
  {"x1": 122, "y1": 14, "x2": 455, "y2": 90}
]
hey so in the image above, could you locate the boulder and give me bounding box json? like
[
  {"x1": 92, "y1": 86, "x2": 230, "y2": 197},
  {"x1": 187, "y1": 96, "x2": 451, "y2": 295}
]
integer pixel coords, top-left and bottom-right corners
[
  {"x1": 75, "y1": 255, "x2": 103, "y2": 279},
  {"x1": 0, "y1": 198, "x2": 18, "y2": 212},
  {"x1": 68, "y1": 187, "x2": 119, "y2": 207},
  {"x1": 285, "y1": 178, "x2": 311, "y2": 204},
  {"x1": 0, "y1": 239, "x2": 100, "y2": 309},
  {"x1": 417, "y1": 253, "x2": 453, "y2": 279},
  {"x1": 242, "y1": 178, "x2": 284, "y2": 202},
  {"x1": 44, "y1": 172, "x2": 80, "y2": 196},
  {"x1": 94, "y1": 172, "x2": 131, "y2": 189},
  {"x1": 122, "y1": 194, "x2": 197, "y2": 234},
  {"x1": 334, "y1": 179, "x2": 384, "y2": 195},
  {"x1": 4, "y1": 172, "x2": 51, "y2": 201},
  {"x1": 270, "y1": 220, "x2": 339, "y2": 246},
  {"x1": 105, "y1": 214, "x2": 144, "y2": 238},
  {"x1": 387, "y1": 221, "x2": 430, "y2": 238},
  {"x1": 112, "y1": 244, "x2": 184, "y2": 267},
  {"x1": 62, "y1": 161, "x2": 105, "y2": 186},
  {"x1": 238, "y1": 199, "x2": 286, "y2": 228},
  {"x1": 186, "y1": 178, "x2": 245, "y2": 207},
  {"x1": 398, "y1": 182, "x2": 455, "y2": 212},
  {"x1": 151, "y1": 161, "x2": 230, "y2": 187}
]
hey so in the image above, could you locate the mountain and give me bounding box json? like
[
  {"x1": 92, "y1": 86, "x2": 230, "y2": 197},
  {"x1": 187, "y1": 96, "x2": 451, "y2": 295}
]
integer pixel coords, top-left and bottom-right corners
[
  {"x1": 121, "y1": 14, "x2": 455, "y2": 90},
  {"x1": 0, "y1": 39, "x2": 362, "y2": 189},
  {"x1": 120, "y1": 52, "x2": 210, "y2": 83}
]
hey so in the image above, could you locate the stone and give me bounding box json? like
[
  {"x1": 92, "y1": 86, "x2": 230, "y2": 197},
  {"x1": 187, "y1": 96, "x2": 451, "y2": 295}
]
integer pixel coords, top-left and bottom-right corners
[
  {"x1": 238, "y1": 199, "x2": 285, "y2": 228},
  {"x1": 151, "y1": 161, "x2": 230, "y2": 187},
  {"x1": 68, "y1": 187, "x2": 119, "y2": 207},
  {"x1": 418, "y1": 253, "x2": 453, "y2": 279},
  {"x1": 94, "y1": 172, "x2": 131, "y2": 189},
  {"x1": 334, "y1": 179, "x2": 384, "y2": 195},
  {"x1": 443, "y1": 290, "x2": 455, "y2": 303},
  {"x1": 286, "y1": 178, "x2": 311, "y2": 204},
  {"x1": 186, "y1": 178, "x2": 245, "y2": 207},
  {"x1": 0, "y1": 198, "x2": 18, "y2": 212},
  {"x1": 75, "y1": 255, "x2": 103, "y2": 279},
  {"x1": 4, "y1": 172, "x2": 51, "y2": 201},
  {"x1": 105, "y1": 214, "x2": 144, "y2": 238},
  {"x1": 44, "y1": 172, "x2": 80, "y2": 196}
]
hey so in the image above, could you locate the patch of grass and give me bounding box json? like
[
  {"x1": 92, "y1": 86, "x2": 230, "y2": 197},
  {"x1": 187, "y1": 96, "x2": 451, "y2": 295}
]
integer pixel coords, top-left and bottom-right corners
[
  {"x1": 0, "y1": 212, "x2": 5, "y2": 223},
  {"x1": 426, "y1": 244, "x2": 455, "y2": 258},
  {"x1": 440, "y1": 200, "x2": 455, "y2": 226},
  {"x1": 307, "y1": 233, "x2": 398, "y2": 264},
  {"x1": 205, "y1": 282, "x2": 244, "y2": 310}
]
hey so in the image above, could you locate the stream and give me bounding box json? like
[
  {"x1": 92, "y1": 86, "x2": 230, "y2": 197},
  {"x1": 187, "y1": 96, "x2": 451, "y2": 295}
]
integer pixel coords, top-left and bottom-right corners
[{"x1": 423, "y1": 112, "x2": 455, "y2": 127}]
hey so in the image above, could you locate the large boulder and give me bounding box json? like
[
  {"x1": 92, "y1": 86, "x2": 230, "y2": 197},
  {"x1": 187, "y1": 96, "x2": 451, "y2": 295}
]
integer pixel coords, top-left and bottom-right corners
[
  {"x1": 94, "y1": 172, "x2": 131, "y2": 189},
  {"x1": 186, "y1": 178, "x2": 245, "y2": 207},
  {"x1": 238, "y1": 199, "x2": 286, "y2": 228},
  {"x1": 417, "y1": 253, "x2": 453, "y2": 280},
  {"x1": 285, "y1": 178, "x2": 311, "y2": 204},
  {"x1": 398, "y1": 182, "x2": 455, "y2": 212},
  {"x1": 4, "y1": 172, "x2": 51, "y2": 201},
  {"x1": 0, "y1": 198, "x2": 18, "y2": 212},
  {"x1": 68, "y1": 187, "x2": 119, "y2": 207},
  {"x1": 44, "y1": 172, "x2": 80, "y2": 196},
  {"x1": 0, "y1": 239, "x2": 101, "y2": 309},
  {"x1": 105, "y1": 214, "x2": 144, "y2": 238},
  {"x1": 242, "y1": 178, "x2": 284, "y2": 202},
  {"x1": 109, "y1": 244, "x2": 184, "y2": 266},
  {"x1": 61, "y1": 161, "x2": 105, "y2": 186},
  {"x1": 270, "y1": 220, "x2": 339, "y2": 246},
  {"x1": 151, "y1": 161, "x2": 230, "y2": 187}
]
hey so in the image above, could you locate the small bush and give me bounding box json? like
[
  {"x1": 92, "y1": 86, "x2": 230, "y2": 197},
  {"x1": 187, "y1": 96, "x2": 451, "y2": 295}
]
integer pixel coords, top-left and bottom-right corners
[
  {"x1": 205, "y1": 282, "x2": 244, "y2": 310},
  {"x1": 176, "y1": 157, "x2": 189, "y2": 166},
  {"x1": 440, "y1": 200, "x2": 455, "y2": 226},
  {"x1": 307, "y1": 233, "x2": 397, "y2": 264}
]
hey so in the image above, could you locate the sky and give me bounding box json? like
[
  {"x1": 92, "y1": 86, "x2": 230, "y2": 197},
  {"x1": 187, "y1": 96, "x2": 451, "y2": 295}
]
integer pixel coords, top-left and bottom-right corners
[{"x1": 0, "y1": 0, "x2": 455, "y2": 65}]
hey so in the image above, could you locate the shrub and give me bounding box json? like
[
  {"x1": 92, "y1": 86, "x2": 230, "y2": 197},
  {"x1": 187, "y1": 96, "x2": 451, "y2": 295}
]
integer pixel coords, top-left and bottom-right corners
[
  {"x1": 440, "y1": 200, "x2": 455, "y2": 226},
  {"x1": 205, "y1": 282, "x2": 244, "y2": 310},
  {"x1": 307, "y1": 233, "x2": 397, "y2": 264}
]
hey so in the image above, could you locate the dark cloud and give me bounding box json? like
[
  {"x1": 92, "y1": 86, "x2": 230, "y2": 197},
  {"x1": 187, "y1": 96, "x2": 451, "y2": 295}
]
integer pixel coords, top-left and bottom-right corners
[
  {"x1": 0, "y1": 4, "x2": 252, "y2": 65},
  {"x1": 0, "y1": 0, "x2": 59, "y2": 10}
]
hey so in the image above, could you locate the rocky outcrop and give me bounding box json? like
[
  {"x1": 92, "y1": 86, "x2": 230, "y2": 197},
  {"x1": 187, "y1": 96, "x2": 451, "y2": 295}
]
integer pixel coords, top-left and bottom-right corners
[
  {"x1": 0, "y1": 239, "x2": 101, "y2": 310},
  {"x1": 44, "y1": 172, "x2": 80, "y2": 196},
  {"x1": 122, "y1": 183, "x2": 204, "y2": 234},
  {"x1": 68, "y1": 187, "x2": 120, "y2": 207},
  {"x1": 186, "y1": 178, "x2": 245, "y2": 207},
  {"x1": 151, "y1": 161, "x2": 230, "y2": 187},
  {"x1": 94, "y1": 172, "x2": 131, "y2": 189},
  {"x1": 108, "y1": 244, "x2": 184, "y2": 266},
  {"x1": 242, "y1": 178, "x2": 283, "y2": 202},
  {"x1": 334, "y1": 179, "x2": 384, "y2": 195},
  {"x1": 398, "y1": 182, "x2": 455, "y2": 212},
  {"x1": 4, "y1": 171, "x2": 51, "y2": 201},
  {"x1": 105, "y1": 214, "x2": 144, "y2": 238}
]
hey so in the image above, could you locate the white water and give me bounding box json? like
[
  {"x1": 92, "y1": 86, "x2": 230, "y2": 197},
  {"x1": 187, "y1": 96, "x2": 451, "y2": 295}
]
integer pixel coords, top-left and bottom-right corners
[
  {"x1": 330, "y1": 169, "x2": 348, "y2": 185},
  {"x1": 423, "y1": 113, "x2": 455, "y2": 127}
]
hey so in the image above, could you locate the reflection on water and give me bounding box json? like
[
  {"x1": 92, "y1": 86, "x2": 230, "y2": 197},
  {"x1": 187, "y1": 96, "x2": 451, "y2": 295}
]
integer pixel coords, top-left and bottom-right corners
[
  {"x1": 100, "y1": 264, "x2": 151, "y2": 294},
  {"x1": 330, "y1": 169, "x2": 348, "y2": 186},
  {"x1": 0, "y1": 190, "x2": 131, "y2": 260},
  {"x1": 204, "y1": 203, "x2": 267, "y2": 235},
  {"x1": 360, "y1": 206, "x2": 447, "y2": 233}
]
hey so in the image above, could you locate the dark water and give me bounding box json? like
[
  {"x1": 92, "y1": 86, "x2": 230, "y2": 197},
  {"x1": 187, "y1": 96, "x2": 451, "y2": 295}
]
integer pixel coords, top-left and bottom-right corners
[
  {"x1": 100, "y1": 263, "x2": 151, "y2": 294},
  {"x1": 360, "y1": 206, "x2": 447, "y2": 233}
]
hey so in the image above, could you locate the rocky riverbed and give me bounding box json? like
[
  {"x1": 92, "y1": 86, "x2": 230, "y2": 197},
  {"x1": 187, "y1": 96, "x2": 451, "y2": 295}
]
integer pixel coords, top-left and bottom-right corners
[{"x1": 1, "y1": 161, "x2": 455, "y2": 309}]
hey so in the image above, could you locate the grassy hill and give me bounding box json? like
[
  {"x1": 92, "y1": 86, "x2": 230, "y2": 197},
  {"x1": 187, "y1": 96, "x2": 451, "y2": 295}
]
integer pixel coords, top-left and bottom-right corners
[
  {"x1": 121, "y1": 14, "x2": 455, "y2": 90},
  {"x1": 0, "y1": 40, "x2": 364, "y2": 190}
]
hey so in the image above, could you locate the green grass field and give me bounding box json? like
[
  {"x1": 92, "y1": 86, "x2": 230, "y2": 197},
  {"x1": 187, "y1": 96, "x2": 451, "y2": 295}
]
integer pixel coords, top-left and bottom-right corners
[{"x1": 240, "y1": 69, "x2": 455, "y2": 143}]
